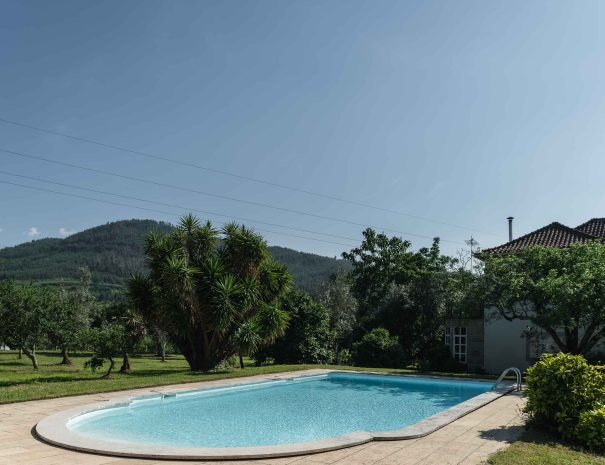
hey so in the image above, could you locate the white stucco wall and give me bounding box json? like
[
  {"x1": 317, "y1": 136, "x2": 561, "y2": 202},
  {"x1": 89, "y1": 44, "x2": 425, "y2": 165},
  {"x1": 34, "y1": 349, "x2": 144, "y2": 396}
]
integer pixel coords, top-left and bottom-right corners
[
  {"x1": 483, "y1": 307, "x2": 533, "y2": 374},
  {"x1": 483, "y1": 306, "x2": 605, "y2": 374}
]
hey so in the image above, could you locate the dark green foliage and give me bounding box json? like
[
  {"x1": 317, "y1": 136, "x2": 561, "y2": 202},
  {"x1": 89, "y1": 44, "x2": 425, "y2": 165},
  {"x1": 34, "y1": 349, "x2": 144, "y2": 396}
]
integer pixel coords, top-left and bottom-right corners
[
  {"x1": 128, "y1": 215, "x2": 291, "y2": 372},
  {"x1": 524, "y1": 353, "x2": 605, "y2": 444},
  {"x1": 416, "y1": 344, "x2": 466, "y2": 372},
  {"x1": 257, "y1": 289, "x2": 334, "y2": 364},
  {"x1": 0, "y1": 220, "x2": 346, "y2": 299},
  {"x1": 351, "y1": 328, "x2": 407, "y2": 368}
]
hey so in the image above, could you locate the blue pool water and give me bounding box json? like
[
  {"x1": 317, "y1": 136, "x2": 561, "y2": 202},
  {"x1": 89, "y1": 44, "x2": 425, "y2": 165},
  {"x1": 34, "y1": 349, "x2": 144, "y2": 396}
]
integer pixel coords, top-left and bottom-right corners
[{"x1": 69, "y1": 373, "x2": 490, "y2": 448}]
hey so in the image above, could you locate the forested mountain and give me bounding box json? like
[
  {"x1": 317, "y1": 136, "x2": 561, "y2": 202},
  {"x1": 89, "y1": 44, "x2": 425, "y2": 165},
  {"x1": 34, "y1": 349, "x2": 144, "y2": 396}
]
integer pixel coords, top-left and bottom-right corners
[{"x1": 0, "y1": 219, "x2": 349, "y2": 299}]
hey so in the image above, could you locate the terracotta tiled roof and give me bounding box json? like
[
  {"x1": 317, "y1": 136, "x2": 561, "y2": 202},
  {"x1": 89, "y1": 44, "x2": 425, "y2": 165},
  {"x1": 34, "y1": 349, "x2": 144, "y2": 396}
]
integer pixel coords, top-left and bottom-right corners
[
  {"x1": 575, "y1": 218, "x2": 605, "y2": 239},
  {"x1": 481, "y1": 222, "x2": 601, "y2": 255}
]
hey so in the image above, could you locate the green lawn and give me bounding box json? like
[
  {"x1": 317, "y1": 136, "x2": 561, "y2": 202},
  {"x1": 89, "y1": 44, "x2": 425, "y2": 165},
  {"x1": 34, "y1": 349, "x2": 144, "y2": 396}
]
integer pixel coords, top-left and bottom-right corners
[
  {"x1": 487, "y1": 429, "x2": 605, "y2": 465},
  {"x1": 0, "y1": 350, "x2": 491, "y2": 404}
]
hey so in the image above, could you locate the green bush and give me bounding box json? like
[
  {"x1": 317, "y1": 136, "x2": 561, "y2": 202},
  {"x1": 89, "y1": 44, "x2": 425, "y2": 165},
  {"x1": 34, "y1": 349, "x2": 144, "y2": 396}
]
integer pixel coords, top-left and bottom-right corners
[
  {"x1": 575, "y1": 404, "x2": 605, "y2": 451},
  {"x1": 524, "y1": 353, "x2": 605, "y2": 440},
  {"x1": 335, "y1": 348, "x2": 352, "y2": 365},
  {"x1": 416, "y1": 344, "x2": 465, "y2": 373},
  {"x1": 351, "y1": 328, "x2": 407, "y2": 368}
]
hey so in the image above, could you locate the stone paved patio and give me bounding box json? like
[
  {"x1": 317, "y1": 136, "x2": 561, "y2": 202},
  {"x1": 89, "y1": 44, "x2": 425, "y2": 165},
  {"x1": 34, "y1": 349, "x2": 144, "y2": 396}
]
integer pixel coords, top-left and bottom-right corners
[{"x1": 0, "y1": 372, "x2": 525, "y2": 465}]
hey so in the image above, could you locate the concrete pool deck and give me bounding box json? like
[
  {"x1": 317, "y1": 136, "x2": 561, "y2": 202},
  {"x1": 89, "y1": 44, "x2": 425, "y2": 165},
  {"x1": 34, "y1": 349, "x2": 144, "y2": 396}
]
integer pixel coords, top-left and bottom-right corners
[{"x1": 0, "y1": 370, "x2": 526, "y2": 465}]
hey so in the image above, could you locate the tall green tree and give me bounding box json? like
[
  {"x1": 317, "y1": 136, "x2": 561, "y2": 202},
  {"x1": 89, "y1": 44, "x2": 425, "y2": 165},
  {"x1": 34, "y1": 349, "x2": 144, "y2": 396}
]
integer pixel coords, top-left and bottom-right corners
[
  {"x1": 317, "y1": 269, "x2": 357, "y2": 351},
  {"x1": 0, "y1": 282, "x2": 50, "y2": 369},
  {"x1": 343, "y1": 229, "x2": 456, "y2": 360},
  {"x1": 128, "y1": 215, "x2": 291, "y2": 371},
  {"x1": 482, "y1": 242, "x2": 605, "y2": 354},
  {"x1": 46, "y1": 267, "x2": 95, "y2": 365}
]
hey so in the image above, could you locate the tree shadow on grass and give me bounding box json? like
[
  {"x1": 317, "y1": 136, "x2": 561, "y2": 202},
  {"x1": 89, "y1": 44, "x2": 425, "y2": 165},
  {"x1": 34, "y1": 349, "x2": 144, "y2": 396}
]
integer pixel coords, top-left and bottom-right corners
[
  {"x1": 0, "y1": 375, "x2": 99, "y2": 388},
  {"x1": 0, "y1": 361, "x2": 31, "y2": 367}
]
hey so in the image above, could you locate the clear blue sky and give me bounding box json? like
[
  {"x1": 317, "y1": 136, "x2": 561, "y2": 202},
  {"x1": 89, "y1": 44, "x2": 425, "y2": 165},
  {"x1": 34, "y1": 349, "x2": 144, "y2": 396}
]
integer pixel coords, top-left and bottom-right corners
[{"x1": 1, "y1": 0, "x2": 604, "y2": 257}]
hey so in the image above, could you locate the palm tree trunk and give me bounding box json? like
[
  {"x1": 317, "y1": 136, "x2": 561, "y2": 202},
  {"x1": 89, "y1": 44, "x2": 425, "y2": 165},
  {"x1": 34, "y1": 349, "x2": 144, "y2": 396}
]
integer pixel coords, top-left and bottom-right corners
[
  {"x1": 60, "y1": 347, "x2": 72, "y2": 365},
  {"x1": 239, "y1": 354, "x2": 245, "y2": 369},
  {"x1": 18, "y1": 348, "x2": 22, "y2": 359}
]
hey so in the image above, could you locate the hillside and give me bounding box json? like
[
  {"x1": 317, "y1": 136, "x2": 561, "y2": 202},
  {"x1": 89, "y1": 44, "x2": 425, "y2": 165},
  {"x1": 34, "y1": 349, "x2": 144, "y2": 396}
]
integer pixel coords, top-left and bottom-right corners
[{"x1": 0, "y1": 219, "x2": 349, "y2": 299}]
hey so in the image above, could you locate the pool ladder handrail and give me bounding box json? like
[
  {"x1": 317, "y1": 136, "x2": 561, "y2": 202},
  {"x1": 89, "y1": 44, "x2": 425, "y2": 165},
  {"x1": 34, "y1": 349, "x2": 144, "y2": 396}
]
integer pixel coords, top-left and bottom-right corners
[{"x1": 492, "y1": 367, "x2": 522, "y2": 391}]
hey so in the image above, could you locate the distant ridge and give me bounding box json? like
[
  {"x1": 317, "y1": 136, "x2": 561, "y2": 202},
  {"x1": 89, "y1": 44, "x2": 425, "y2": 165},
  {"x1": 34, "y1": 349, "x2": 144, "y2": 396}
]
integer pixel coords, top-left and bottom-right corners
[{"x1": 0, "y1": 219, "x2": 349, "y2": 299}]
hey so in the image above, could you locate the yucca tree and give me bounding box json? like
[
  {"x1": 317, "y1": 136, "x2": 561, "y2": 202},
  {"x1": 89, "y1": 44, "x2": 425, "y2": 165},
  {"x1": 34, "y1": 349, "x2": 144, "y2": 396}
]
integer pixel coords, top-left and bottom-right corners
[{"x1": 128, "y1": 214, "x2": 291, "y2": 371}]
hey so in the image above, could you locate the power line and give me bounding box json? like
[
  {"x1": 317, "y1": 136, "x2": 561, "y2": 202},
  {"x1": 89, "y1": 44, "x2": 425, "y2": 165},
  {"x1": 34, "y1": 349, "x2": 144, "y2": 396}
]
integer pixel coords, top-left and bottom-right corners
[
  {"x1": 0, "y1": 116, "x2": 501, "y2": 237},
  {"x1": 0, "y1": 147, "x2": 465, "y2": 245},
  {"x1": 0, "y1": 169, "x2": 359, "y2": 244},
  {"x1": 0, "y1": 179, "x2": 357, "y2": 248}
]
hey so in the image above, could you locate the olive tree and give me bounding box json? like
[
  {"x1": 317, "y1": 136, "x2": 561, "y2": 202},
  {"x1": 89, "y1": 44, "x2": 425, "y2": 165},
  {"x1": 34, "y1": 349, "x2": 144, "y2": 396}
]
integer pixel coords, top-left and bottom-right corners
[
  {"x1": 46, "y1": 268, "x2": 95, "y2": 365},
  {"x1": 128, "y1": 215, "x2": 291, "y2": 371},
  {"x1": 0, "y1": 282, "x2": 50, "y2": 369}
]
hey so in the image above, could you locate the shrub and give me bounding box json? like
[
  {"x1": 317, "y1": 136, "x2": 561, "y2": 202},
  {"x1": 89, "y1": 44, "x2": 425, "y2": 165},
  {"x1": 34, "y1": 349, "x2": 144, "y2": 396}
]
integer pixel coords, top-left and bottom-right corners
[
  {"x1": 416, "y1": 344, "x2": 465, "y2": 373},
  {"x1": 575, "y1": 405, "x2": 605, "y2": 451},
  {"x1": 351, "y1": 328, "x2": 407, "y2": 368},
  {"x1": 335, "y1": 349, "x2": 352, "y2": 366},
  {"x1": 524, "y1": 353, "x2": 605, "y2": 440}
]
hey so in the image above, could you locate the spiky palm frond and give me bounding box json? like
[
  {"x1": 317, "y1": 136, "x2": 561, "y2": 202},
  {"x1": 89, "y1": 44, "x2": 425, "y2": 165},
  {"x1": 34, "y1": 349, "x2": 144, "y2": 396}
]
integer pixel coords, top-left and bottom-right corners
[
  {"x1": 179, "y1": 213, "x2": 201, "y2": 232},
  {"x1": 211, "y1": 275, "x2": 243, "y2": 331},
  {"x1": 257, "y1": 303, "x2": 289, "y2": 341},
  {"x1": 234, "y1": 321, "x2": 262, "y2": 354},
  {"x1": 160, "y1": 255, "x2": 200, "y2": 292},
  {"x1": 258, "y1": 259, "x2": 291, "y2": 300},
  {"x1": 127, "y1": 273, "x2": 154, "y2": 317},
  {"x1": 221, "y1": 223, "x2": 268, "y2": 276}
]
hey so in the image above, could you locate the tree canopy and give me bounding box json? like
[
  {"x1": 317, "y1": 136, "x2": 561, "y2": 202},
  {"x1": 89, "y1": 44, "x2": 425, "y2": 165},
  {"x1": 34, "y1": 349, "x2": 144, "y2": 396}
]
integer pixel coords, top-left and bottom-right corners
[{"x1": 482, "y1": 242, "x2": 605, "y2": 355}]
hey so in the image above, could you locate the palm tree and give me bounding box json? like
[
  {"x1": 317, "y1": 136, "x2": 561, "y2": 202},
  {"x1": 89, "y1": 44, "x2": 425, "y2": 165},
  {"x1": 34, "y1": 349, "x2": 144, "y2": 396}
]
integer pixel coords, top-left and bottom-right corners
[{"x1": 128, "y1": 214, "x2": 291, "y2": 372}]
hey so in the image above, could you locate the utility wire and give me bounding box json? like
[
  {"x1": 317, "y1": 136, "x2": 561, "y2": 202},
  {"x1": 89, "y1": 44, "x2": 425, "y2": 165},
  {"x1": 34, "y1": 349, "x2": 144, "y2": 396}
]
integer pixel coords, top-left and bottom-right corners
[
  {"x1": 0, "y1": 179, "x2": 357, "y2": 248},
  {"x1": 0, "y1": 169, "x2": 359, "y2": 244},
  {"x1": 0, "y1": 116, "x2": 500, "y2": 237},
  {"x1": 0, "y1": 147, "x2": 465, "y2": 245}
]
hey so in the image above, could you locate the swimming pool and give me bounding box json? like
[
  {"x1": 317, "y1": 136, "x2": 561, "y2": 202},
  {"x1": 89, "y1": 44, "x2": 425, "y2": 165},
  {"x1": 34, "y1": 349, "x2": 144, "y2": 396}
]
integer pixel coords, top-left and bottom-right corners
[{"x1": 36, "y1": 370, "x2": 513, "y2": 459}]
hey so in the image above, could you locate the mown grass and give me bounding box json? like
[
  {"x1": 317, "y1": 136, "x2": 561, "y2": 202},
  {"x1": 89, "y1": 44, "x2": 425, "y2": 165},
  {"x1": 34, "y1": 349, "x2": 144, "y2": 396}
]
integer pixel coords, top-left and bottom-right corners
[
  {"x1": 487, "y1": 429, "x2": 605, "y2": 465},
  {"x1": 0, "y1": 350, "x2": 495, "y2": 404}
]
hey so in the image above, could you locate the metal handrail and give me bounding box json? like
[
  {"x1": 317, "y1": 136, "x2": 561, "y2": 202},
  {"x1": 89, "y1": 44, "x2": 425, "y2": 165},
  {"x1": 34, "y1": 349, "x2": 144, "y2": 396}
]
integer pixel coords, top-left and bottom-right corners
[{"x1": 492, "y1": 367, "x2": 522, "y2": 391}]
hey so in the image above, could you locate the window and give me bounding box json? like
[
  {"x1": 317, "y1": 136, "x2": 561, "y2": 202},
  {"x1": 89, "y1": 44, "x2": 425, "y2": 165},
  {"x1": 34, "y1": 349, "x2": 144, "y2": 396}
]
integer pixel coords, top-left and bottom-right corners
[
  {"x1": 453, "y1": 327, "x2": 467, "y2": 363},
  {"x1": 444, "y1": 327, "x2": 451, "y2": 346}
]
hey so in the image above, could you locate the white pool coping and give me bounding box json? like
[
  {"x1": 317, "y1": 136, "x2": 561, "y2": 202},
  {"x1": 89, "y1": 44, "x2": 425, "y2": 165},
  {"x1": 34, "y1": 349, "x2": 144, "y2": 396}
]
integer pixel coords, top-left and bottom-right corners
[{"x1": 35, "y1": 369, "x2": 515, "y2": 460}]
